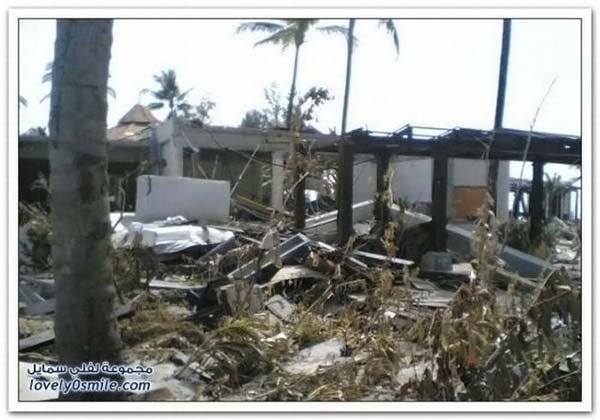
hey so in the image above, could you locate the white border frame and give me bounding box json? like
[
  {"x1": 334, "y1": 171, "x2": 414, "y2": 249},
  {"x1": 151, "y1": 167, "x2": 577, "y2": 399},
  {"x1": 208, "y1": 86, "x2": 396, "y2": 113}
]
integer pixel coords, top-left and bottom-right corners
[{"x1": 7, "y1": 7, "x2": 592, "y2": 413}]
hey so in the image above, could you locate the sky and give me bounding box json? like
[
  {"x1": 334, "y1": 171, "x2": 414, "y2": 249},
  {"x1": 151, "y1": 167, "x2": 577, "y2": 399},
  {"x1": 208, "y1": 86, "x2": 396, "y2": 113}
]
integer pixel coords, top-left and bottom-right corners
[{"x1": 18, "y1": 18, "x2": 581, "y2": 182}]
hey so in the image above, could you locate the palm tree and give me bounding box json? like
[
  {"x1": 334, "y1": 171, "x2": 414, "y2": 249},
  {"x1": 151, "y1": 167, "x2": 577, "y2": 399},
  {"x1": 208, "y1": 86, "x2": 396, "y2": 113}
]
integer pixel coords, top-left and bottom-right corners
[
  {"x1": 48, "y1": 19, "x2": 122, "y2": 400},
  {"x1": 544, "y1": 174, "x2": 570, "y2": 218},
  {"x1": 340, "y1": 19, "x2": 398, "y2": 135},
  {"x1": 142, "y1": 69, "x2": 192, "y2": 119},
  {"x1": 237, "y1": 19, "x2": 347, "y2": 129},
  {"x1": 338, "y1": 19, "x2": 399, "y2": 244},
  {"x1": 40, "y1": 61, "x2": 116, "y2": 103}
]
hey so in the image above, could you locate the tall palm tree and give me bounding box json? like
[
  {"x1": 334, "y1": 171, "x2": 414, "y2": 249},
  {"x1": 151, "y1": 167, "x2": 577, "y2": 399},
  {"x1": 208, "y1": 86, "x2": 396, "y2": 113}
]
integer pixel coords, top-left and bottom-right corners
[
  {"x1": 48, "y1": 18, "x2": 122, "y2": 400},
  {"x1": 142, "y1": 69, "x2": 192, "y2": 119},
  {"x1": 338, "y1": 19, "x2": 399, "y2": 244},
  {"x1": 40, "y1": 61, "x2": 116, "y2": 103},
  {"x1": 340, "y1": 18, "x2": 399, "y2": 135},
  {"x1": 237, "y1": 19, "x2": 347, "y2": 129}
]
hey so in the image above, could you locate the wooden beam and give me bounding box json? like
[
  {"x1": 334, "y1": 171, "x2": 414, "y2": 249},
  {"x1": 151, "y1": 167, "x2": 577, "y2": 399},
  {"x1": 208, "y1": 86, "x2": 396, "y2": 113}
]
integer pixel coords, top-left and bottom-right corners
[
  {"x1": 349, "y1": 129, "x2": 581, "y2": 165},
  {"x1": 530, "y1": 161, "x2": 544, "y2": 241},
  {"x1": 432, "y1": 152, "x2": 449, "y2": 251}
]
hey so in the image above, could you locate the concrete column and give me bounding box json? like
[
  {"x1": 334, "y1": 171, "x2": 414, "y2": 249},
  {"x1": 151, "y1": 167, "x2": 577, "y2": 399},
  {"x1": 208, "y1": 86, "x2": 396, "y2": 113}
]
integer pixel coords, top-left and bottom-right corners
[
  {"x1": 271, "y1": 151, "x2": 285, "y2": 211},
  {"x1": 432, "y1": 153, "x2": 449, "y2": 251}
]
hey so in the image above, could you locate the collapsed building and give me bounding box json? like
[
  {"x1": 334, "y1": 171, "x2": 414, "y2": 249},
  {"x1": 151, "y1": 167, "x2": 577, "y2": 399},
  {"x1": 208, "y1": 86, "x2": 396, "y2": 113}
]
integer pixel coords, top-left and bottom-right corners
[
  {"x1": 18, "y1": 102, "x2": 582, "y2": 401},
  {"x1": 17, "y1": 17, "x2": 583, "y2": 402}
]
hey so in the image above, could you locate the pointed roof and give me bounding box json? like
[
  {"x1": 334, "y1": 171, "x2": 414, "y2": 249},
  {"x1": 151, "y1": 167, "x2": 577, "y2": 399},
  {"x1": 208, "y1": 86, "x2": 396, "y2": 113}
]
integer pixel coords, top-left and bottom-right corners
[{"x1": 118, "y1": 104, "x2": 159, "y2": 125}]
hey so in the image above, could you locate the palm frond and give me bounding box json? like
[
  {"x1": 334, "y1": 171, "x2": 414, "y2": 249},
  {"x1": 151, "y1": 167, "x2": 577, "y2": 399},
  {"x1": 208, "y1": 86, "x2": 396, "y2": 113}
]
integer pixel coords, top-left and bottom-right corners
[
  {"x1": 41, "y1": 72, "x2": 53, "y2": 84},
  {"x1": 317, "y1": 24, "x2": 358, "y2": 45},
  {"x1": 107, "y1": 87, "x2": 117, "y2": 99},
  {"x1": 39, "y1": 93, "x2": 51, "y2": 104},
  {"x1": 176, "y1": 88, "x2": 193, "y2": 101},
  {"x1": 236, "y1": 21, "x2": 283, "y2": 34},
  {"x1": 378, "y1": 19, "x2": 399, "y2": 56},
  {"x1": 254, "y1": 27, "x2": 297, "y2": 49},
  {"x1": 316, "y1": 25, "x2": 348, "y2": 36},
  {"x1": 147, "y1": 102, "x2": 164, "y2": 110},
  {"x1": 19, "y1": 95, "x2": 28, "y2": 107}
]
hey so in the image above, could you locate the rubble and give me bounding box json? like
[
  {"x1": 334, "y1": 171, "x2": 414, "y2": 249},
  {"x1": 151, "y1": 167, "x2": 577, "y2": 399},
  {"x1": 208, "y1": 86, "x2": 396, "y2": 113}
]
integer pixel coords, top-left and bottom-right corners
[{"x1": 18, "y1": 188, "x2": 582, "y2": 402}]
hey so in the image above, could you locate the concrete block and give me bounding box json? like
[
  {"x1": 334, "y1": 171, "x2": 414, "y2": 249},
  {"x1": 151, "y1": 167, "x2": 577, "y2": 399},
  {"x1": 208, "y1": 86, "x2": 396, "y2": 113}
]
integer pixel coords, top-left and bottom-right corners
[
  {"x1": 447, "y1": 223, "x2": 549, "y2": 278},
  {"x1": 135, "y1": 175, "x2": 230, "y2": 223}
]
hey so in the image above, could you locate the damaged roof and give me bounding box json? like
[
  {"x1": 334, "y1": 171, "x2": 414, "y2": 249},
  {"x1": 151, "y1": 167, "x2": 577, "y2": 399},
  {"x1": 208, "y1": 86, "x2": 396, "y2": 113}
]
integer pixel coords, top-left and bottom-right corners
[{"x1": 107, "y1": 104, "x2": 159, "y2": 142}]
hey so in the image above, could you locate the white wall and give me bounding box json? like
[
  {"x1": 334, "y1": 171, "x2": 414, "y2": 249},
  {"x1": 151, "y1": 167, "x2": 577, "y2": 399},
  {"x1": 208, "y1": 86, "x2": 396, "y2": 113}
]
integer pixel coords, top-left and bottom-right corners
[
  {"x1": 352, "y1": 154, "x2": 377, "y2": 203},
  {"x1": 390, "y1": 157, "x2": 433, "y2": 205},
  {"x1": 350, "y1": 155, "x2": 509, "y2": 221}
]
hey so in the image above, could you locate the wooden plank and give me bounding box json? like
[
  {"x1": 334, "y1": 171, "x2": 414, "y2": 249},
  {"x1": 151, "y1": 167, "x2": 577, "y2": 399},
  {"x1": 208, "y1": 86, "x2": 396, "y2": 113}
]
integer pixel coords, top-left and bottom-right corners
[{"x1": 452, "y1": 186, "x2": 487, "y2": 219}]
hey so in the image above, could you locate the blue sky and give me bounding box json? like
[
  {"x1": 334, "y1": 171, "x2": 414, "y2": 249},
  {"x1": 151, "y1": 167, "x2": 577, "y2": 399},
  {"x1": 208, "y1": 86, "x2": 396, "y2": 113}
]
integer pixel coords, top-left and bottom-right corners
[{"x1": 18, "y1": 18, "x2": 581, "y2": 181}]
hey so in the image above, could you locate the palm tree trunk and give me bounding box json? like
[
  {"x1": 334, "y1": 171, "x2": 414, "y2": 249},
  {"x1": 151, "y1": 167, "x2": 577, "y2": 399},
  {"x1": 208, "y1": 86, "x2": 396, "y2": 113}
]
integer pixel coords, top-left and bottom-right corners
[
  {"x1": 340, "y1": 19, "x2": 355, "y2": 136},
  {"x1": 48, "y1": 19, "x2": 123, "y2": 400},
  {"x1": 337, "y1": 18, "x2": 356, "y2": 245},
  {"x1": 286, "y1": 44, "x2": 301, "y2": 129},
  {"x1": 288, "y1": 43, "x2": 306, "y2": 228}
]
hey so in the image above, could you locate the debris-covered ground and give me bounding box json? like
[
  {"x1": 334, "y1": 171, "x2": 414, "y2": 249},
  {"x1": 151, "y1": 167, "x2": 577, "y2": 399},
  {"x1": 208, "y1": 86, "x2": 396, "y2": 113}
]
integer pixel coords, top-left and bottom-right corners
[{"x1": 18, "y1": 194, "x2": 582, "y2": 402}]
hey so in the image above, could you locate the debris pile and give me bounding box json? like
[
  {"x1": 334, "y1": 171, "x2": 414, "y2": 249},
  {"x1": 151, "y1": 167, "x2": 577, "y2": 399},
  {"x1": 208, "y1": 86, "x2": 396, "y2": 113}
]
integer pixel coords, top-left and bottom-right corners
[{"x1": 18, "y1": 181, "x2": 581, "y2": 402}]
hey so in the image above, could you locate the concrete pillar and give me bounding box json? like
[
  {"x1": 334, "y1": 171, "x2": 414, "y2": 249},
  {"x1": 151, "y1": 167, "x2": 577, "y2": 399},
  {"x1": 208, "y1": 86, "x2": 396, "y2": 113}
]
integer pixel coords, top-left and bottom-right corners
[
  {"x1": 432, "y1": 153, "x2": 449, "y2": 251},
  {"x1": 271, "y1": 151, "x2": 285, "y2": 211}
]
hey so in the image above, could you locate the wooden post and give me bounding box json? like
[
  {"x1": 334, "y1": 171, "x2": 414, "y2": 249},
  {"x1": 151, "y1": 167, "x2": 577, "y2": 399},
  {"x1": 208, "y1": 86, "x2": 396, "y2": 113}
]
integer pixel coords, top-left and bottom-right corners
[
  {"x1": 293, "y1": 144, "x2": 306, "y2": 230},
  {"x1": 530, "y1": 160, "x2": 544, "y2": 241},
  {"x1": 432, "y1": 152, "x2": 449, "y2": 251},
  {"x1": 337, "y1": 140, "x2": 354, "y2": 244},
  {"x1": 375, "y1": 152, "x2": 391, "y2": 227}
]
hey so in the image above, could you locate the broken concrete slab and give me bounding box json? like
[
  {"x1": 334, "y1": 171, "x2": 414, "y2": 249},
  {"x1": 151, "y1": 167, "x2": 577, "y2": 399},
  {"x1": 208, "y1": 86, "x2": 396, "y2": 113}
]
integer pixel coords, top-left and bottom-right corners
[
  {"x1": 24, "y1": 298, "x2": 56, "y2": 316},
  {"x1": 447, "y1": 223, "x2": 549, "y2": 278},
  {"x1": 196, "y1": 237, "x2": 239, "y2": 262},
  {"x1": 305, "y1": 200, "x2": 375, "y2": 234},
  {"x1": 283, "y1": 337, "x2": 349, "y2": 375},
  {"x1": 19, "y1": 283, "x2": 45, "y2": 307},
  {"x1": 265, "y1": 294, "x2": 296, "y2": 321},
  {"x1": 227, "y1": 233, "x2": 310, "y2": 281},
  {"x1": 19, "y1": 302, "x2": 135, "y2": 352},
  {"x1": 217, "y1": 283, "x2": 264, "y2": 316},
  {"x1": 126, "y1": 222, "x2": 234, "y2": 255},
  {"x1": 135, "y1": 175, "x2": 230, "y2": 224}
]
